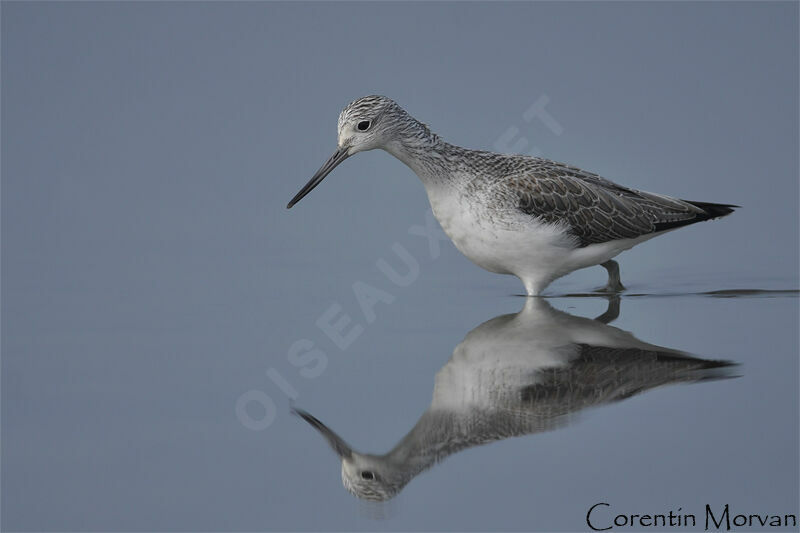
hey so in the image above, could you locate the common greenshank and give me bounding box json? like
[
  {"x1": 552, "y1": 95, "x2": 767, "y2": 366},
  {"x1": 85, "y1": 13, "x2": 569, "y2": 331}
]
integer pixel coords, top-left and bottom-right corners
[{"x1": 287, "y1": 96, "x2": 736, "y2": 295}]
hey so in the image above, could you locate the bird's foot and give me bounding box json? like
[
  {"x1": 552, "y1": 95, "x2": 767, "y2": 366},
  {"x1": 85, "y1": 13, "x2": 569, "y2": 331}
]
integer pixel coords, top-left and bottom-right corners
[
  {"x1": 594, "y1": 281, "x2": 626, "y2": 294},
  {"x1": 598, "y1": 260, "x2": 625, "y2": 294},
  {"x1": 594, "y1": 295, "x2": 621, "y2": 324}
]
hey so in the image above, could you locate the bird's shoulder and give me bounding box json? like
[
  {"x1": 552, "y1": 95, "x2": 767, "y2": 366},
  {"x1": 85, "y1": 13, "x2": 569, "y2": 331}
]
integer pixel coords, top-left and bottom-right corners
[{"x1": 492, "y1": 156, "x2": 634, "y2": 197}]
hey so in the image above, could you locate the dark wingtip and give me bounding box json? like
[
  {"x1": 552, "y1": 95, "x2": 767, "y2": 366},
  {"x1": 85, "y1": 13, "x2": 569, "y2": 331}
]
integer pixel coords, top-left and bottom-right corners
[
  {"x1": 286, "y1": 202, "x2": 294, "y2": 209},
  {"x1": 654, "y1": 200, "x2": 739, "y2": 233},
  {"x1": 687, "y1": 200, "x2": 739, "y2": 219}
]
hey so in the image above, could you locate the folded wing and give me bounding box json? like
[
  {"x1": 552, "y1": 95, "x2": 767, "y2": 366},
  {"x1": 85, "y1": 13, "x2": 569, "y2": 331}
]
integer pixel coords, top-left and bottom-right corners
[{"x1": 512, "y1": 160, "x2": 737, "y2": 247}]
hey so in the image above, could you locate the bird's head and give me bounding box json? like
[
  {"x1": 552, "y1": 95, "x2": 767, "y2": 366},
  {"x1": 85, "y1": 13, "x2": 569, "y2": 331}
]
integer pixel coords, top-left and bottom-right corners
[
  {"x1": 292, "y1": 407, "x2": 404, "y2": 501},
  {"x1": 286, "y1": 95, "x2": 432, "y2": 209},
  {"x1": 335, "y1": 95, "x2": 402, "y2": 155}
]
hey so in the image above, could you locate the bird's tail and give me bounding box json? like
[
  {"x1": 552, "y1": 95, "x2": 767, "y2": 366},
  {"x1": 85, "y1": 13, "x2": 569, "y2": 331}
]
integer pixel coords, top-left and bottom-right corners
[{"x1": 685, "y1": 200, "x2": 739, "y2": 220}]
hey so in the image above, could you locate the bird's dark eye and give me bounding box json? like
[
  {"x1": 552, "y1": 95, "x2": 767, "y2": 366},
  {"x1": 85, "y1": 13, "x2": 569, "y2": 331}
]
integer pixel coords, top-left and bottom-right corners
[
  {"x1": 360, "y1": 471, "x2": 374, "y2": 480},
  {"x1": 357, "y1": 120, "x2": 371, "y2": 131}
]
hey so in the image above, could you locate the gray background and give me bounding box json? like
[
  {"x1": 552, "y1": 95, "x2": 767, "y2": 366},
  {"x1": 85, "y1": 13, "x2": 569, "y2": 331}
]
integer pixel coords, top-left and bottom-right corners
[{"x1": 2, "y1": 2, "x2": 798, "y2": 531}]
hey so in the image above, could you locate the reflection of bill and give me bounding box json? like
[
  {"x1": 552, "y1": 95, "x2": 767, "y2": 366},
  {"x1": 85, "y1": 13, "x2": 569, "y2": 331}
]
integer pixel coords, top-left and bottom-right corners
[{"x1": 294, "y1": 298, "x2": 737, "y2": 502}]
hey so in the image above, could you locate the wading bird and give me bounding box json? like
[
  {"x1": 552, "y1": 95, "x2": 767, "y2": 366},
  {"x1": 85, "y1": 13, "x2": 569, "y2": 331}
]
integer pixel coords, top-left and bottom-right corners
[{"x1": 287, "y1": 96, "x2": 736, "y2": 295}]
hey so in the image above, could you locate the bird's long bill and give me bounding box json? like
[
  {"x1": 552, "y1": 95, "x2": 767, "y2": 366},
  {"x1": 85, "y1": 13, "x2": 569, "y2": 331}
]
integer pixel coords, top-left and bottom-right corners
[
  {"x1": 286, "y1": 147, "x2": 350, "y2": 208},
  {"x1": 292, "y1": 407, "x2": 353, "y2": 459}
]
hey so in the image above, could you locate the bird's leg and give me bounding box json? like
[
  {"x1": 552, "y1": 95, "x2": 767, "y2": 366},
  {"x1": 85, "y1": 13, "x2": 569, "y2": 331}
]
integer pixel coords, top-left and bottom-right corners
[
  {"x1": 599, "y1": 260, "x2": 625, "y2": 293},
  {"x1": 594, "y1": 295, "x2": 621, "y2": 324},
  {"x1": 522, "y1": 278, "x2": 545, "y2": 297}
]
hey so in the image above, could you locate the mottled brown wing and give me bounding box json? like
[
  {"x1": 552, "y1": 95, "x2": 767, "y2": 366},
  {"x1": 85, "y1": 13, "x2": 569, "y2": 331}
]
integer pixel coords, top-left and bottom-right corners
[{"x1": 513, "y1": 161, "x2": 712, "y2": 246}]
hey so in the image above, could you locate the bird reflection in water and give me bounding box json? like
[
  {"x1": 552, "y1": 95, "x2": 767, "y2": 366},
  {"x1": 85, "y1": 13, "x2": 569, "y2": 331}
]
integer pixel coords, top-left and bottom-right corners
[{"x1": 293, "y1": 297, "x2": 736, "y2": 502}]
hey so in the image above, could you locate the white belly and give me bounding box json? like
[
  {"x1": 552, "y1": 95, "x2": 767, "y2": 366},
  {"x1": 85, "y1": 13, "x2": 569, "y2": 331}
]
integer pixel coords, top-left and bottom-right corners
[
  {"x1": 426, "y1": 185, "x2": 653, "y2": 294},
  {"x1": 427, "y1": 187, "x2": 569, "y2": 274}
]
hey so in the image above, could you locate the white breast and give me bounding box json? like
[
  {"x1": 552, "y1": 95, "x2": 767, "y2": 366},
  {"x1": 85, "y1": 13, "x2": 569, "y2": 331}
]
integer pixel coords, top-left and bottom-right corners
[
  {"x1": 427, "y1": 187, "x2": 509, "y2": 274},
  {"x1": 425, "y1": 182, "x2": 576, "y2": 277}
]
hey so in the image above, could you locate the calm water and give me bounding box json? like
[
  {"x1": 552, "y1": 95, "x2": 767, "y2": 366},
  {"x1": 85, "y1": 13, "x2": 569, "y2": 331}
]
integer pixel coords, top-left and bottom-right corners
[
  {"x1": 3, "y1": 2, "x2": 798, "y2": 531},
  {"x1": 3, "y1": 251, "x2": 798, "y2": 530}
]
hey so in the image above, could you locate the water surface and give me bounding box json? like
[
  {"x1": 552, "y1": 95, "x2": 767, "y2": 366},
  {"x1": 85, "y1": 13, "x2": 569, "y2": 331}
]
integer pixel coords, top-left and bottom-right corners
[{"x1": 2, "y1": 2, "x2": 798, "y2": 531}]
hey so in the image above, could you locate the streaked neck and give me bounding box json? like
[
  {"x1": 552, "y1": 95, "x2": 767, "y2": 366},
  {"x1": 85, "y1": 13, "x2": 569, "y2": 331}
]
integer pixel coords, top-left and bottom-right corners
[{"x1": 383, "y1": 136, "x2": 460, "y2": 188}]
